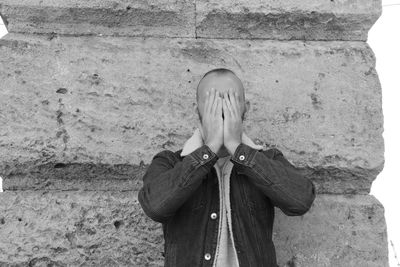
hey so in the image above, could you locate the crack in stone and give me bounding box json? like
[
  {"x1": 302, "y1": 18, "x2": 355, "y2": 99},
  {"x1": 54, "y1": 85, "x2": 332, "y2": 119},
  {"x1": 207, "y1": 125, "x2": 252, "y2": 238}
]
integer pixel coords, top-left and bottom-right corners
[
  {"x1": 194, "y1": 0, "x2": 197, "y2": 39},
  {"x1": 56, "y1": 97, "x2": 70, "y2": 152}
]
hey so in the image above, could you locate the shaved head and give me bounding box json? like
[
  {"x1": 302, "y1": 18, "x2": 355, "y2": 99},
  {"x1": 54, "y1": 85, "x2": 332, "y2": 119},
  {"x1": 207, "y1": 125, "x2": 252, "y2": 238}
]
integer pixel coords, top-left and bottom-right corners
[{"x1": 196, "y1": 68, "x2": 246, "y2": 122}]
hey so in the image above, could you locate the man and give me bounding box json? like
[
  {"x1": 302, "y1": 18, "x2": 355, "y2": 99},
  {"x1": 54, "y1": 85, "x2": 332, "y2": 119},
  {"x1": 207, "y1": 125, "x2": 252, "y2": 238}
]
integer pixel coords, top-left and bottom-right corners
[{"x1": 138, "y1": 68, "x2": 316, "y2": 266}]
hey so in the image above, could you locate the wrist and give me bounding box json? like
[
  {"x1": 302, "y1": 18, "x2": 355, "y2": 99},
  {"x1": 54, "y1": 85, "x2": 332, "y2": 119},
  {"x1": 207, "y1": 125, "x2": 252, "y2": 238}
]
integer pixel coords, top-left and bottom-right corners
[
  {"x1": 206, "y1": 143, "x2": 221, "y2": 154},
  {"x1": 226, "y1": 142, "x2": 240, "y2": 155}
]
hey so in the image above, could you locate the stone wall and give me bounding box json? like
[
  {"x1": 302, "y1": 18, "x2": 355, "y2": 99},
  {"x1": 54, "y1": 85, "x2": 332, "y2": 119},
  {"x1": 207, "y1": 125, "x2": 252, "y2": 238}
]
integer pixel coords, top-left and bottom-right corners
[{"x1": 0, "y1": 0, "x2": 387, "y2": 266}]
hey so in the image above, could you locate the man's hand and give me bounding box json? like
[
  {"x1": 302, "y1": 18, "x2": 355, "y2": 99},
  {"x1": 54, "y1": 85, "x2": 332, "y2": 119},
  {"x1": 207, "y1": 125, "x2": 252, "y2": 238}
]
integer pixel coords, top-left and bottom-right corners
[
  {"x1": 201, "y1": 87, "x2": 223, "y2": 154},
  {"x1": 222, "y1": 88, "x2": 242, "y2": 155}
]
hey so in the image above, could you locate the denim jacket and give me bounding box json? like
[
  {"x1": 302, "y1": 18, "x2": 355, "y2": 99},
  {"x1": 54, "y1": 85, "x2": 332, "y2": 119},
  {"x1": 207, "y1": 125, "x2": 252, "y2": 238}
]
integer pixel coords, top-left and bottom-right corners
[{"x1": 138, "y1": 129, "x2": 316, "y2": 267}]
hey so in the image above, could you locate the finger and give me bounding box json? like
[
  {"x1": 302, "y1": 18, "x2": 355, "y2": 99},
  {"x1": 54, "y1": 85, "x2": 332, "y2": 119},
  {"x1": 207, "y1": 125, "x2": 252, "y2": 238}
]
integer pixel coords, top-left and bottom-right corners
[
  {"x1": 207, "y1": 88, "x2": 215, "y2": 114},
  {"x1": 222, "y1": 96, "x2": 228, "y2": 118},
  {"x1": 204, "y1": 90, "x2": 210, "y2": 116},
  {"x1": 209, "y1": 87, "x2": 217, "y2": 114},
  {"x1": 227, "y1": 91, "x2": 235, "y2": 116},
  {"x1": 236, "y1": 91, "x2": 241, "y2": 115},
  {"x1": 205, "y1": 87, "x2": 215, "y2": 115},
  {"x1": 211, "y1": 89, "x2": 220, "y2": 115},
  {"x1": 212, "y1": 95, "x2": 220, "y2": 115},
  {"x1": 216, "y1": 97, "x2": 222, "y2": 117},
  {"x1": 230, "y1": 90, "x2": 240, "y2": 117},
  {"x1": 218, "y1": 97, "x2": 223, "y2": 116},
  {"x1": 222, "y1": 91, "x2": 228, "y2": 115},
  {"x1": 227, "y1": 89, "x2": 236, "y2": 115},
  {"x1": 223, "y1": 92, "x2": 233, "y2": 117}
]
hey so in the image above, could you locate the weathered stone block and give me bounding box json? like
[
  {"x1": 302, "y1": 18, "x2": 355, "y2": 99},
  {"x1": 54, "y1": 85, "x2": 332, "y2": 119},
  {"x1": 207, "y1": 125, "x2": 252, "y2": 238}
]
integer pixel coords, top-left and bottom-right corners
[
  {"x1": 0, "y1": 0, "x2": 381, "y2": 40},
  {"x1": 0, "y1": 191, "x2": 387, "y2": 266},
  {"x1": 274, "y1": 194, "x2": 388, "y2": 267},
  {"x1": 0, "y1": 190, "x2": 165, "y2": 266},
  {"x1": 196, "y1": 0, "x2": 382, "y2": 41},
  {"x1": 0, "y1": 34, "x2": 383, "y2": 194},
  {"x1": 0, "y1": 0, "x2": 196, "y2": 38}
]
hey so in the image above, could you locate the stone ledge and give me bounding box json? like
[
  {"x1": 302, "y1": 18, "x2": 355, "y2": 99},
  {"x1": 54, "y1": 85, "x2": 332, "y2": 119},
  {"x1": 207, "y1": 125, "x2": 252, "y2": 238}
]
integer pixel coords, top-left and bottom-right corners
[
  {"x1": 0, "y1": 0, "x2": 196, "y2": 38},
  {"x1": 0, "y1": 0, "x2": 381, "y2": 40},
  {"x1": 2, "y1": 162, "x2": 379, "y2": 195},
  {"x1": 0, "y1": 34, "x2": 384, "y2": 194},
  {"x1": 196, "y1": 0, "x2": 382, "y2": 41},
  {"x1": 0, "y1": 191, "x2": 388, "y2": 266},
  {"x1": 2, "y1": 162, "x2": 147, "y2": 192}
]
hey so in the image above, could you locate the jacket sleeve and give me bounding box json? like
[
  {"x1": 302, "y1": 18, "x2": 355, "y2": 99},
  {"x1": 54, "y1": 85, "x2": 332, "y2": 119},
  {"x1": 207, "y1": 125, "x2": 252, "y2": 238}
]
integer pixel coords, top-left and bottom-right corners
[
  {"x1": 138, "y1": 144, "x2": 219, "y2": 223},
  {"x1": 230, "y1": 143, "x2": 316, "y2": 216}
]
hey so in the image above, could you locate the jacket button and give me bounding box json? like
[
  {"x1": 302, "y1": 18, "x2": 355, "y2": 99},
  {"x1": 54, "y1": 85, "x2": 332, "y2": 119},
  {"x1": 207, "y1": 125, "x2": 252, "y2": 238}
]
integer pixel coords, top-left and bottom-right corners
[
  {"x1": 239, "y1": 155, "x2": 245, "y2": 161},
  {"x1": 203, "y1": 154, "x2": 209, "y2": 160},
  {"x1": 210, "y1": 212, "x2": 217, "y2": 219},
  {"x1": 204, "y1": 253, "x2": 211, "y2": 260}
]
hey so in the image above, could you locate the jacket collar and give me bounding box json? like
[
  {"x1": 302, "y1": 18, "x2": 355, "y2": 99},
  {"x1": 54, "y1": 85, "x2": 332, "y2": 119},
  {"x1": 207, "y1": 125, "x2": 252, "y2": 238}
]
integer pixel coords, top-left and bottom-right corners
[{"x1": 180, "y1": 122, "x2": 264, "y2": 157}]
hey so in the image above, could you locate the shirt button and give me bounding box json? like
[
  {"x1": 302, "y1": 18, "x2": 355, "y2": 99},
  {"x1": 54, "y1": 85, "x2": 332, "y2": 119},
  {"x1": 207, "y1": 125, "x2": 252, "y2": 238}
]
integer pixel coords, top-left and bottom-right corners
[
  {"x1": 203, "y1": 154, "x2": 209, "y2": 160},
  {"x1": 210, "y1": 212, "x2": 217, "y2": 219},
  {"x1": 204, "y1": 253, "x2": 211, "y2": 260},
  {"x1": 239, "y1": 155, "x2": 245, "y2": 161}
]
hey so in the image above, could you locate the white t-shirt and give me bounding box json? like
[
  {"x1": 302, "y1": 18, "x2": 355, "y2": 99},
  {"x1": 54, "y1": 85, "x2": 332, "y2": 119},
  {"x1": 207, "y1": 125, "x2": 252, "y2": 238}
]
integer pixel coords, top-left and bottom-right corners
[{"x1": 212, "y1": 156, "x2": 240, "y2": 267}]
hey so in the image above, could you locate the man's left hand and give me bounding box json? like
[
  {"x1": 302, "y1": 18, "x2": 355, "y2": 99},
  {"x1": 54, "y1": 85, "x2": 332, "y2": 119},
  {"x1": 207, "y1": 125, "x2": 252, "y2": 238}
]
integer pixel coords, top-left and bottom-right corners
[{"x1": 222, "y1": 88, "x2": 242, "y2": 156}]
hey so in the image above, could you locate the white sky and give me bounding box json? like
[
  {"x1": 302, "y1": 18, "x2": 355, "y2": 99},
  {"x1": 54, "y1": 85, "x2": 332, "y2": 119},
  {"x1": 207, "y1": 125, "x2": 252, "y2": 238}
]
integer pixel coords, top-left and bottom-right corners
[
  {"x1": 0, "y1": 3, "x2": 399, "y2": 265},
  {"x1": 368, "y1": 1, "x2": 400, "y2": 266}
]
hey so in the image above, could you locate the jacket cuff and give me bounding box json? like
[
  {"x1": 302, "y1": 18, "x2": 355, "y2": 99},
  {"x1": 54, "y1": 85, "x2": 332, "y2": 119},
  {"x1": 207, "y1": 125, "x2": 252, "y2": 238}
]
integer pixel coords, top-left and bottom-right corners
[
  {"x1": 230, "y1": 143, "x2": 259, "y2": 167},
  {"x1": 188, "y1": 144, "x2": 219, "y2": 168}
]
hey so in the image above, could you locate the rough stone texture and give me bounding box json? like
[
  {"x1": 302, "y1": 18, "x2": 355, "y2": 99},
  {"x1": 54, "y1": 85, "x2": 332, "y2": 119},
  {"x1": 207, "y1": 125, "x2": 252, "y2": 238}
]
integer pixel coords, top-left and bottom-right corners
[
  {"x1": 0, "y1": 33, "x2": 383, "y2": 194},
  {"x1": 0, "y1": 1, "x2": 387, "y2": 266},
  {"x1": 274, "y1": 194, "x2": 388, "y2": 267},
  {"x1": 0, "y1": 191, "x2": 387, "y2": 266},
  {"x1": 0, "y1": 0, "x2": 380, "y2": 40},
  {"x1": 0, "y1": 190, "x2": 164, "y2": 266},
  {"x1": 196, "y1": 0, "x2": 382, "y2": 41},
  {"x1": 0, "y1": 0, "x2": 196, "y2": 38}
]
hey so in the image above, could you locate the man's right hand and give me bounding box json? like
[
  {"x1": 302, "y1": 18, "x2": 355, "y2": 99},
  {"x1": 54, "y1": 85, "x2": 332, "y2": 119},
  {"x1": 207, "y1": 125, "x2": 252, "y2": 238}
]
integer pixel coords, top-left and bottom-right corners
[{"x1": 200, "y1": 87, "x2": 223, "y2": 154}]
